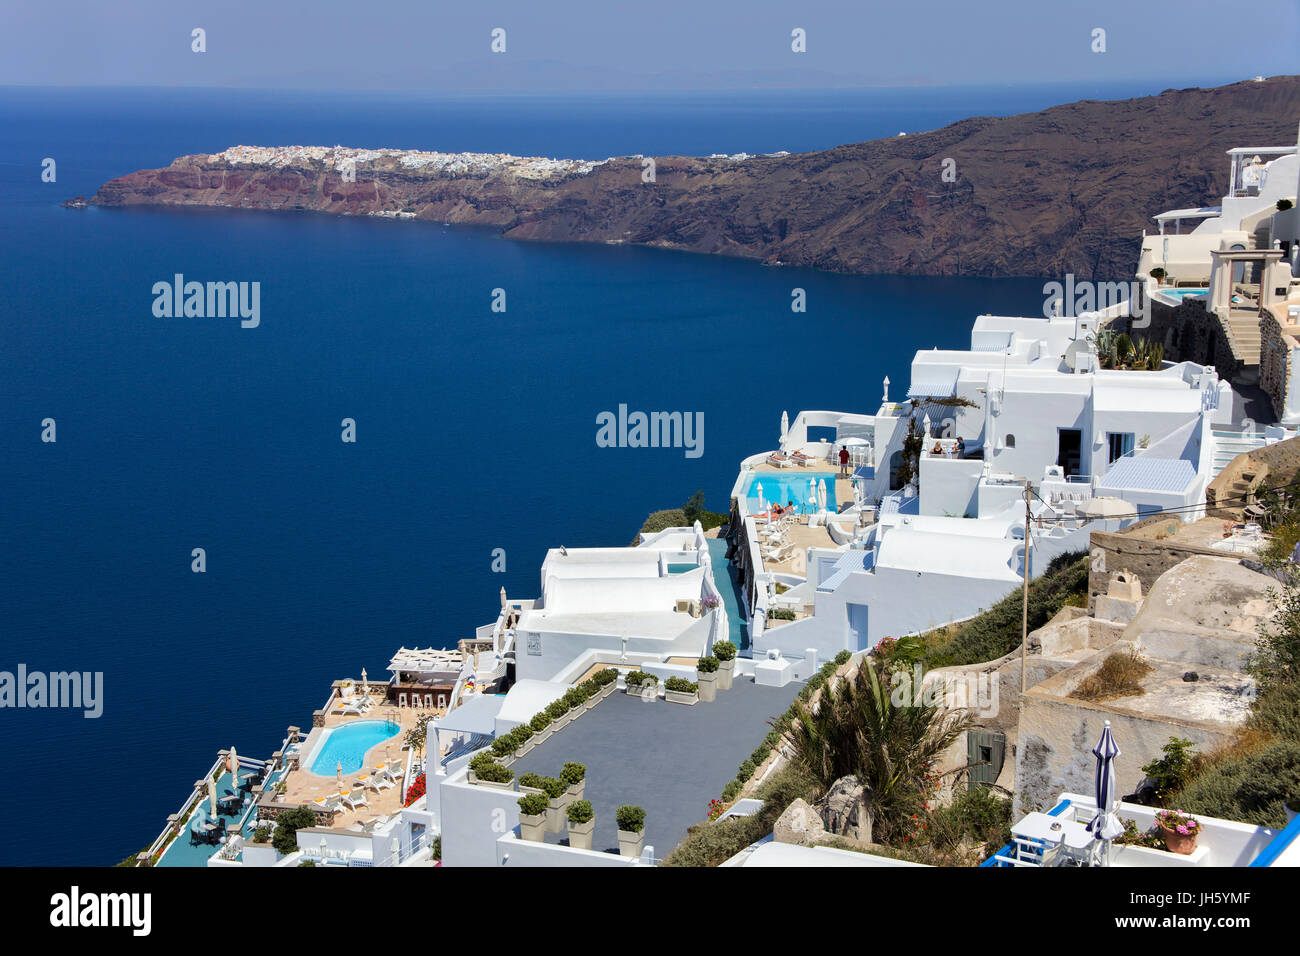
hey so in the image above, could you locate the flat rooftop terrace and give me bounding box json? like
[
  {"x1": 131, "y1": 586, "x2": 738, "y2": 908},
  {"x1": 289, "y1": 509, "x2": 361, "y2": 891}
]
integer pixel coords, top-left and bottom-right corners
[{"x1": 510, "y1": 675, "x2": 804, "y2": 859}]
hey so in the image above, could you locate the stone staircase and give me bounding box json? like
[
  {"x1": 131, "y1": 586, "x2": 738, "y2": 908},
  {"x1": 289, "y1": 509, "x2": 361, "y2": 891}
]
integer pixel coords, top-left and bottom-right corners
[
  {"x1": 1225, "y1": 312, "x2": 1263, "y2": 366},
  {"x1": 1210, "y1": 429, "x2": 1269, "y2": 482}
]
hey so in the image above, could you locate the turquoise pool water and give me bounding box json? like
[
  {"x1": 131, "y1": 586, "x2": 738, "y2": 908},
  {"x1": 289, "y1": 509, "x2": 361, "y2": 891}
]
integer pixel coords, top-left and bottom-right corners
[
  {"x1": 666, "y1": 562, "x2": 699, "y2": 573},
  {"x1": 745, "y1": 472, "x2": 838, "y2": 512},
  {"x1": 309, "y1": 719, "x2": 401, "y2": 775}
]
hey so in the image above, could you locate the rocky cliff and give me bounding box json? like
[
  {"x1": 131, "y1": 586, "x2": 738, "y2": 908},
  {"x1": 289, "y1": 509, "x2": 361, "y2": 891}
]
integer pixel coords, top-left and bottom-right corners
[{"x1": 86, "y1": 77, "x2": 1300, "y2": 279}]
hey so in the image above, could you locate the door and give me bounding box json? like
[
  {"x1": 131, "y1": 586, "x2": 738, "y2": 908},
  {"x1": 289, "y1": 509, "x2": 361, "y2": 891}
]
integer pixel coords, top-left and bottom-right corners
[
  {"x1": 967, "y1": 730, "x2": 1007, "y2": 786},
  {"x1": 1057, "y1": 428, "x2": 1083, "y2": 478},
  {"x1": 846, "y1": 603, "x2": 869, "y2": 651}
]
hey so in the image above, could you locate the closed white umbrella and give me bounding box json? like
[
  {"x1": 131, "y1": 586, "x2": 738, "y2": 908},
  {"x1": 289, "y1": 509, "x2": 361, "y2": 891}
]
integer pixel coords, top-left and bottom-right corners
[
  {"x1": 361, "y1": 668, "x2": 368, "y2": 699},
  {"x1": 757, "y1": 483, "x2": 766, "y2": 516},
  {"x1": 780, "y1": 410, "x2": 789, "y2": 447},
  {"x1": 808, "y1": 478, "x2": 817, "y2": 512},
  {"x1": 207, "y1": 777, "x2": 217, "y2": 819},
  {"x1": 230, "y1": 746, "x2": 239, "y2": 792},
  {"x1": 817, "y1": 478, "x2": 828, "y2": 513},
  {"x1": 1086, "y1": 720, "x2": 1125, "y2": 864}
]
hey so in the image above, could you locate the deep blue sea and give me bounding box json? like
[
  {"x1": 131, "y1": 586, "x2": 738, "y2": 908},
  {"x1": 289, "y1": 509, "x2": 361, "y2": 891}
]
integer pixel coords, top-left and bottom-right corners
[{"x1": 0, "y1": 82, "x2": 1151, "y2": 865}]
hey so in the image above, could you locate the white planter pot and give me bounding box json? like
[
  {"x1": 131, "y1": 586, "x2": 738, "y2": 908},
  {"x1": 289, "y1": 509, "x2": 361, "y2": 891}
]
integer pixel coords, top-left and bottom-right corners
[
  {"x1": 697, "y1": 671, "x2": 718, "y2": 702},
  {"x1": 516, "y1": 737, "x2": 535, "y2": 757},
  {"x1": 546, "y1": 800, "x2": 566, "y2": 833},
  {"x1": 565, "y1": 780, "x2": 585, "y2": 802},
  {"x1": 617, "y1": 829, "x2": 645, "y2": 858},
  {"x1": 568, "y1": 817, "x2": 595, "y2": 851},
  {"x1": 552, "y1": 711, "x2": 571, "y2": 730},
  {"x1": 600, "y1": 681, "x2": 617, "y2": 699},
  {"x1": 473, "y1": 776, "x2": 515, "y2": 792},
  {"x1": 532, "y1": 726, "x2": 552, "y2": 745},
  {"x1": 717, "y1": 659, "x2": 735, "y2": 690},
  {"x1": 519, "y1": 813, "x2": 546, "y2": 843},
  {"x1": 665, "y1": 689, "x2": 699, "y2": 705}
]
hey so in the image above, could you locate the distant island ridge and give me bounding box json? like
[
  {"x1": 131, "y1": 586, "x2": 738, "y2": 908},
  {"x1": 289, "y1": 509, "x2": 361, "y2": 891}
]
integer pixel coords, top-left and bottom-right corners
[{"x1": 81, "y1": 76, "x2": 1300, "y2": 280}]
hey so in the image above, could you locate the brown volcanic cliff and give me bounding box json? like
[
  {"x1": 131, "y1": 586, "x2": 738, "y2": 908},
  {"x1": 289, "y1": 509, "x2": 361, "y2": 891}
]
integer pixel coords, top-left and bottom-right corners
[{"x1": 89, "y1": 77, "x2": 1300, "y2": 279}]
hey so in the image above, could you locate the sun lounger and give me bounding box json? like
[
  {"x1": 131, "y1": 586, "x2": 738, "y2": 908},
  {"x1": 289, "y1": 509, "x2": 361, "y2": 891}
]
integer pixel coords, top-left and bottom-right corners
[
  {"x1": 313, "y1": 793, "x2": 344, "y2": 813},
  {"x1": 381, "y1": 760, "x2": 404, "y2": 782},
  {"x1": 365, "y1": 773, "x2": 394, "y2": 793},
  {"x1": 766, "y1": 452, "x2": 795, "y2": 468},
  {"x1": 342, "y1": 786, "x2": 369, "y2": 810},
  {"x1": 790, "y1": 452, "x2": 816, "y2": 466}
]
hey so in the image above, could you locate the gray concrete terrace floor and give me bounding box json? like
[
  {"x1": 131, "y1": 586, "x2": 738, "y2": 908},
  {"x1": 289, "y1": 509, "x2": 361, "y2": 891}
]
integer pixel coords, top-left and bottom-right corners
[{"x1": 510, "y1": 675, "x2": 804, "y2": 859}]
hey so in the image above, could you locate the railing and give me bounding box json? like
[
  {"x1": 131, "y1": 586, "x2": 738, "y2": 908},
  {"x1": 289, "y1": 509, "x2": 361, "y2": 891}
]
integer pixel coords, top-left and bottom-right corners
[
  {"x1": 980, "y1": 798, "x2": 1073, "y2": 867},
  {"x1": 1248, "y1": 813, "x2": 1300, "y2": 867}
]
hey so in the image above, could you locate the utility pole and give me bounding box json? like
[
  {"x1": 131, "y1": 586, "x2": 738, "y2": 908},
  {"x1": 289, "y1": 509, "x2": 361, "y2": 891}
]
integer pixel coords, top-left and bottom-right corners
[{"x1": 1021, "y1": 479, "x2": 1032, "y2": 693}]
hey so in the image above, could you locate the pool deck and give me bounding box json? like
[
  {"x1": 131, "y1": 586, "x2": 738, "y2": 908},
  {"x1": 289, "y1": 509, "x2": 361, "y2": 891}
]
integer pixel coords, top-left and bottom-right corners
[
  {"x1": 509, "y1": 674, "x2": 804, "y2": 858},
  {"x1": 276, "y1": 707, "x2": 424, "y2": 826}
]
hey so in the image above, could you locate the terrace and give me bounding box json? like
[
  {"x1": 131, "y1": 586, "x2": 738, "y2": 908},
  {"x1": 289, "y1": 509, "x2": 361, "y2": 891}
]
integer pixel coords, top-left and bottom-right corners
[{"x1": 506, "y1": 674, "x2": 804, "y2": 858}]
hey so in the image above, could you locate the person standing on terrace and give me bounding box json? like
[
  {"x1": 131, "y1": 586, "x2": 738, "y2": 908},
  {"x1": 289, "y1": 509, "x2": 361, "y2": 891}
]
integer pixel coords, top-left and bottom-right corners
[{"x1": 838, "y1": 444, "x2": 851, "y2": 477}]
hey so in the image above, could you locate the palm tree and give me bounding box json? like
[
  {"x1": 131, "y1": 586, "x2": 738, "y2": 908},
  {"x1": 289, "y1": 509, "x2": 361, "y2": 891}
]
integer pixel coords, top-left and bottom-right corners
[{"x1": 786, "y1": 656, "x2": 973, "y2": 843}]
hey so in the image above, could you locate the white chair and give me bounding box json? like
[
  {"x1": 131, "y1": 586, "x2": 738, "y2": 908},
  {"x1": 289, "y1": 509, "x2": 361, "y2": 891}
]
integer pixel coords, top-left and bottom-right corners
[{"x1": 342, "y1": 787, "x2": 369, "y2": 810}]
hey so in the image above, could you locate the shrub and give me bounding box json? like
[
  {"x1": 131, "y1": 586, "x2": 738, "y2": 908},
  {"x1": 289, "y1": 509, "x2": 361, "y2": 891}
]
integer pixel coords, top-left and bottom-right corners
[
  {"x1": 470, "y1": 756, "x2": 514, "y2": 784},
  {"x1": 518, "y1": 773, "x2": 546, "y2": 791},
  {"x1": 545, "y1": 700, "x2": 569, "y2": 720},
  {"x1": 769, "y1": 608, "x2": 797, "y2": 621},
  {"x1": 1278, "y1": 198, "x2": 1294, "y2": 211},
  {"x1": 834, "y1": 650, "x2": 851, "y2": 665},
  {"x1": 432, "y1": 835, "x2": 441, "y2": 861},
  {"x1": 564, "y1": 687, "x2": 587, "y2": 708},
  {"x1": 1070, "y1": 647, "x2": 1152, "y2": 701},
  {"x1": 490, "y1": 737, "x2": 515, "y2": 757},
  {"x1": 272, "y1": 805, "x2": 318, "y2": 856},
  {"x1": 616, "y1": 805, "x2": 646, "y2": 832},
  {"x1": 924, "y1": 552, "x2": 1087, "y2": 667},
  {"x1": 697, "y1": 656, "x2": 720, "y2": 674},
  {"x1": 560, "y1": 762, "x2": 586, "y2": 786},
  {"x1": 721, "y1": 780, "x2": 740, "y2": 801},
  {"x1": 1178, "y1": 739, "x2": 1300, "y2": 828},
  {"x1": 624, "y1": 670, "x2": 657, "y2": 687},
  {"x1": 665, "y1": 676, "x2": 698, "y2": 693},
  {"x1": 594, "y1": 668, "x2": 618, "y2": 686},
  {"x1": 510, "y1": 725, "x2": 534, "y2": 746},
  {"x1": 529, "y1": 712, "x2": 552, "y2": 732},
  {"x1": 713, "y1": 640, "x2": 736, "y2": 661},
  {"x1": 539, "y1": 777, "x2": 567, "y2": 800},
  {"x1": 252, "y1": 824, "x2": 273, "y2": 844},
  {"x1": 518, "y1": 793, "x2": 549, "y2": 816},
  {"x1": 1141, "y1": 737, "x2": 1199, "y2": 802},
  {"x1": 567, "y1": 799, "x2": 594, "y2": 825}
]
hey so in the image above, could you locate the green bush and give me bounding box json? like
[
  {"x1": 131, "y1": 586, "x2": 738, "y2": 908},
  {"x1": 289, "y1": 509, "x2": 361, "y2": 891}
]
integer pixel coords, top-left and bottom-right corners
[
  {"x1": 272, "y1": 805, "x2": 318, "y2": 856},
  {"x1": 1178, "y1": 740, "x2": 1300, "y2": 828},
  {"x1": 518, "y1": 793, "x2": 549, "y2": 816},
  {"x1": 432, "y1": 835, "x2": 441, "y2": 861},
  {"x1": 713, "y1": 640, "x2": 737, "y2": 662},
  {"x1": 624, "y1": 670, "x2": 657, "y2": 687},
  {"x1": 564, "y1": 687, "x2": 588, "y2": 708},
  {"x1": 834, "y1": 650, "x2": 851, "y2": 665},
  {"x1": 470, "y1": 756, "x2": 514, "y2": 783},
  {"x1": 925, "y1": 551, "x2": 1088, "y2": 667},
  {"x1": 665, "y1": 676, "x2": 698, "y2": 693},
  {"x1": 616, "y1": 805, "x2": 646, "y2": 832},
  {"x1": 567, "y1": 799, "x2": 594, "y2": 825},
  {"x1": 1141, "y1": 737, "x2": 1199, "y2": 801},
  {"x1": 721, "y1": 780, "x2": 740, "y2": 801},
  {"x1": 539, "y1": 777, "x2": 567, "y2": 800},
  {"x1": 697, "y1": 656, "x2": 720, "y2": 674},
  {"x1": 490, "y1": 737, "x2": 515, "y2": 757},
  {"x1": 560, "y1": 762, "x2": 586, "y2": 786},
  {"x1": 769, "y1": 608, "x2": 797, "y2": 621},
  {"x1": 518, "y1": 773, "x2": 546, "y2": 791},
  {"x1": 594, "y1": 668, "x2": 619, "y2": 686},
  {"x1": 251, "y1": 824, "x2": 272, "y2": 844},
  {"x1": 545, "y1": 700, "x2": 569, "y2": 720},
  {"x1": 510, "y1": 725, "x2": 534, "y2": 746},
  {"x1": 529, "y1": 712, "x2": 552, "y2": 732}
]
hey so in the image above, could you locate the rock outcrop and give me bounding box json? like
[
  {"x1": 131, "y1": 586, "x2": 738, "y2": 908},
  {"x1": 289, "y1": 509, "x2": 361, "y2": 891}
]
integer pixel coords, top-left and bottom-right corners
[{"x1": 84, "y1": 77, "x2": 1300, "y2": 279}]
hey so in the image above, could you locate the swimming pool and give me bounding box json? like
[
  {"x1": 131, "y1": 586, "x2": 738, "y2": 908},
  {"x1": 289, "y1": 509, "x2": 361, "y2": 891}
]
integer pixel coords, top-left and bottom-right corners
[
  {"x1": 309, "y1": 719, "x2": 401, "y2": 776},
  {"x1": 745, "y1": 472, "x2": 838, "y2": 512}
]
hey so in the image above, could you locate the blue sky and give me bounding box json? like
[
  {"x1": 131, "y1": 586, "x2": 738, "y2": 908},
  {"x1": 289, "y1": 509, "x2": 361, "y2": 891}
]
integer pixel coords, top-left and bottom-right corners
[{"x1": 3, "y1": 0, "x2": 1296, "y2": 90}]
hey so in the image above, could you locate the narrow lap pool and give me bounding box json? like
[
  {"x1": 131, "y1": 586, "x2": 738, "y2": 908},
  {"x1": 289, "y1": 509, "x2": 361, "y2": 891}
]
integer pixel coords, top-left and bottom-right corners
[{"x1": 309, "y1": 719, "x2": 401, "y2": 775}]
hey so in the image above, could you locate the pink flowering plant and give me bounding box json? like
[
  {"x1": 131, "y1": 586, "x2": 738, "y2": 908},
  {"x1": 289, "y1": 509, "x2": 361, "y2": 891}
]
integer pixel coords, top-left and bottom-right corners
[{"x1": 1155, "y1": 809, "x2": 1199, "y2": 835}]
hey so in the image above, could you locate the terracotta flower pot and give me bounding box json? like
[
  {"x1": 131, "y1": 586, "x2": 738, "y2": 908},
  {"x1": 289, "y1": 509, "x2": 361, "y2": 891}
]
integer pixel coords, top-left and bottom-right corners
[{"x1": 1159, "y1": 823, "x2": 1199, "y2": 855}]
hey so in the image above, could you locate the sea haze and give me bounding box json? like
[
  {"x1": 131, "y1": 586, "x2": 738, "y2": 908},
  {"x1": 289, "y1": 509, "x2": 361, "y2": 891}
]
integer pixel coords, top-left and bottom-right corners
[{"x1": 0, "y1": 86, "x2": 1076, "y2": 865}]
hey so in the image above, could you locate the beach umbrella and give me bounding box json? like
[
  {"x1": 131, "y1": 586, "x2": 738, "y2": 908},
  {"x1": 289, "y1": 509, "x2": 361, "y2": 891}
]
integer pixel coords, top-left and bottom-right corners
[
  {"x1": 757, "y1": 484, "x2": 766, "y2": 516},
  {"x1": 817, "y1": 478, "x2": 828, "y2": 513},
  {"x1": 207, "y1": 777, "x2": 217, "y2": 819},
  {"x1": 500, "y1": 586, "x2": 508, "y2": 610},
  {"x1": 230, "y1": 746, "x2": 239, "y2": 790},
  {"x1": 780, "y1": 410, "x2": 789, "y2": 447},
  {"x1": 361, "y1": 668, "x2": 368, "y2": 698},
  {"x1": 1086, "y1": 720, "x2": 1125, "y2": 864}
]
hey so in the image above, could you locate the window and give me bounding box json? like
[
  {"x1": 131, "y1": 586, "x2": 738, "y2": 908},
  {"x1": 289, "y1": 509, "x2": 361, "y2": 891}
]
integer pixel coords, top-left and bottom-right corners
[
  {"x1": 1004, "y1": 434, "x2": 1016, "y2": 449},
  {"x1": 1107, "y1": 432, "x2": 1135, "y2": 464}
]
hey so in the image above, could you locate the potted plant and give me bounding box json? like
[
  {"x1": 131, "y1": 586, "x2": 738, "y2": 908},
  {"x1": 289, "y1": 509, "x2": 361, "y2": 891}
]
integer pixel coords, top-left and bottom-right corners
[
  {"x1": 517, "y1": 793, "x2": 548, "y2": 843},
  {"x1": 712, "y1": 640, "x2": 737, "y2": 690},
  {"x1": 566, "y1": 799, "x2": 595, "y2": 851},
  {"x1": 624, "y1": 670, "x2": 658, "y2": 697},
  {"x1": 512, "y1": 725, "x2": 536, "y2": 758},
  {"x1": 1154, "y1": 809, "x2": 1200, "y2": 855},
  {"x1": 563, "y1": 686, "x2": 589, "y2": 718},
  {"x1": 468, "y1": 754, "x2": 515, "y2": 791},
  {"x1": 696, "y1": 656, "x2": 720, "y2": 702},
  {"x1": 580, "y1": 679, "x2": 601, "y2": 710},
  {"x1": 1149, "y1": 266, "x2": 1166, "y2": 286},
  {"x1": 518, "y1": 772, "x2": 546, "y2": 797},
  {"x1": 616, "y1": 805, "x2": 646, "y2": 858},
  {"x1": 529, "y1": 711, "x2": 553, "y2": 746},
  {"x1": 546, "y1": 699, "x2": 572, "y2": 731},
  {"x1": 595, "y1": 668, "x2": 619, "y2": 699},
  {"x1": 664, "y1": 676, "x2": 699, "y2": 705},
  {"x1": 560, "y1": 761, "x2": 586, "y2": 801},
  {"x1": 539, "y1": 776, "x2": 569, "y2": 832}
]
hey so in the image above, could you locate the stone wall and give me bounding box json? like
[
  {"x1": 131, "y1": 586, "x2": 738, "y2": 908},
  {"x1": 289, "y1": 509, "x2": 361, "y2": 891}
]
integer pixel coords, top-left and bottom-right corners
[
  {"x1": 1139, "y1": 298, "x2": 1244, "y2": 382},
  {"x1": 1087, "y1": 524, "x2": 1224, "y2": 603},
  {"x1": 1259, "y1": 307, "x2": 1296, "y2": 419}
]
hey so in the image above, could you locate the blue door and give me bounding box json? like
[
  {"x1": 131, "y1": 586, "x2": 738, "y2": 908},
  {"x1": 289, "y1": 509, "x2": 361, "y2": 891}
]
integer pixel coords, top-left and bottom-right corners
[{"x1": 846, "y1": 603, "x2": 869, "y2": 651}]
